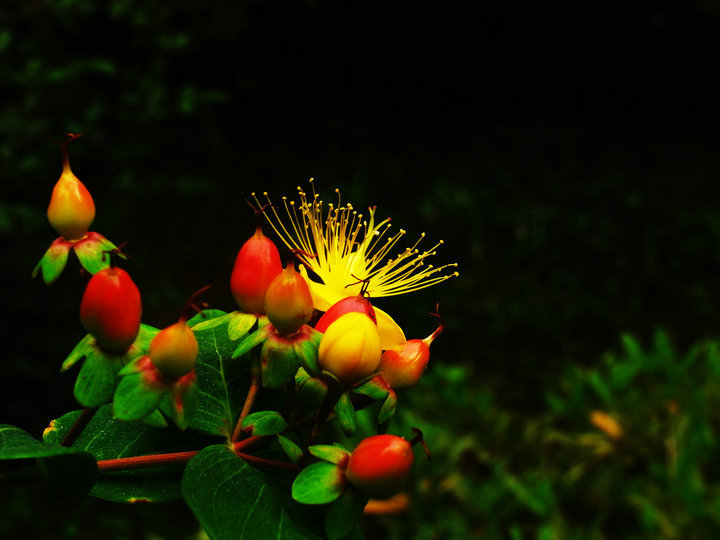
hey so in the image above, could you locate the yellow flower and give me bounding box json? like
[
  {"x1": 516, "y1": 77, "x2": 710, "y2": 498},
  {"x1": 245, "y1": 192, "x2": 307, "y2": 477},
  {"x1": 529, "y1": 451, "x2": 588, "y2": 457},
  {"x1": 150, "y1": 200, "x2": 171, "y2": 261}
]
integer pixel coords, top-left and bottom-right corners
[{"x1": 254, "y1": 180, "x2": 458, "y2": 349}]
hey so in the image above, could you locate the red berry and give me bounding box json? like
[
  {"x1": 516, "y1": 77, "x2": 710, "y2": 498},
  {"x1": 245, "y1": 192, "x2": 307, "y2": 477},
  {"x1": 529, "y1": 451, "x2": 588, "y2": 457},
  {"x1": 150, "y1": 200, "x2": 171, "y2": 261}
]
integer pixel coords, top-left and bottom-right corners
[
  {"x1": 314, "y1": 295, "x2": 376, "y2": 334},
  {"x1": 345, "y1": 434, "x2": 414, "y2": 500},
  {"x1": 149, "y1": 321, "x2": 198, "y2": 379},
  {"x1": 264, "y1": 261, "x2": 314, "y2": 335},
  {"x1": 230, "y1": 227, "x2": 282, "y2": 314},
  {"x1": 80, "y1": 267, "x2": 142, "y2": 352}
]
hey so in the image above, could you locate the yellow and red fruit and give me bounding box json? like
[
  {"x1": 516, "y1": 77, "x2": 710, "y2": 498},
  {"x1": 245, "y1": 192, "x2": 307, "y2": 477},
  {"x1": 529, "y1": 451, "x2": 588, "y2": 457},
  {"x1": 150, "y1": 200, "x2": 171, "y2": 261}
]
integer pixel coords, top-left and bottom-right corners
[
  {"x1": 149, "y1": 321, "x2": 198, "y2": 379},
  {"x1": 318, "y1": 312, "x2": 382, "y2": 385},
  {"x1": 264, "y1": 261, "x2": 314, "y2": 335},
  {"x1": 80, "y1": 267, "x2": 142, "y2": 352},
  {"x1": 47, "y1": 144, "x2": 95, "y2": 241},
  {"x1": 345, "y1": 434, "x2": 414, "y2": 500},
  {"x1": 378, "y1": 316, "x2": 444, "y2": 389},
  {"x1": 230, "y1": 227, "x2": 282, "y2": 314},
  {"x1": 314, "y1": 295, "x2": 376, "y2": 334}
]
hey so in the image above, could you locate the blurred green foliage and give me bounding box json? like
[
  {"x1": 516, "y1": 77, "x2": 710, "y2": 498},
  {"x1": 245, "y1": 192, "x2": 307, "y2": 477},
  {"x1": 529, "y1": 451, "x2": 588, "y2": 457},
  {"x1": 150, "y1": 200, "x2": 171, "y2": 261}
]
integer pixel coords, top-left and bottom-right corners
[{"x1": 3, "y1": 0, "x2": 720, "y2": 538}]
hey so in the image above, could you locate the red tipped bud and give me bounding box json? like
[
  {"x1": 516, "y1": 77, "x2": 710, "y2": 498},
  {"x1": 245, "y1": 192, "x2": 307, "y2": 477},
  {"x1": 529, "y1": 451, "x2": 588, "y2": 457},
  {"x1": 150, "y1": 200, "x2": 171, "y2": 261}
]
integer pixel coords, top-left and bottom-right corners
[
  {"x1": 314, "y1": 295, "x2": 376, "y2": 334},
  {"x1": 264, "y1": 261, "x2": 314, "y2": 335},
  {"x1": 80, "y1": 267, "x2": 142, "y2": 352},
  {"x1": 230, "y1": 227, "x2": 282, "y2": 314},
  {"x1": 345, "y1": 435, "x2": 414, "y2": 500},
  {"x1": 47, "y1": 145, "x2": 95, "y2": 241},
  {"x1": 318, "y1": 312, "x2": 381, "y2": 385},
  {"x1": 149, "y1": 321, "x2": 198, "y2": 379},
  {"x1": 379, "y1": 313, "x2": 444, "y2": 389}
]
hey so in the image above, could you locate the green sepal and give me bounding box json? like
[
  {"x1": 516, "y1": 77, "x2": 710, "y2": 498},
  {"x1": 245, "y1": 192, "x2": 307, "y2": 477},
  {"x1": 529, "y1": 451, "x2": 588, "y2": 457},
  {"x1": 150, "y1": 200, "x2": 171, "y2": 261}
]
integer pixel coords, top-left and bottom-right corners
[
  {"x1": 292, "y1": 461, "x2": 346, "y2": 505},
  {"x1": 260, "y1": 336, "x2": 300, "y2": 389},
  {"x1": 241, "y1": 410, "x2": 288, "y2": 436},
  {"x1": 294, "y1": 329, "x2": 322, "y2": 375},
  {"x1": 378, "y1": 389, "x2": 398, "y2": 424},
  {"x1": 299, "y1": 376, "x2": 329, "y2": 411},
  {"x1": 227, "y1": 311, "x2": 258, "y2": 340},
  {"x1": 166, "y1": 373, "x2": 198, "y2": 430},
  {"x1": 334, "y1": 392, "x2": 357, "y2": 437},
  {"x1": 187, "y1": 309, "x2": 230, "y2": 330},
  {"x1": 325, "y1": 490, "x2": 368, "y2": 540},
  {"x1": 73, "y1": 232, "x2": 120, "y2": 275},
  {"x1": 232, "y1": 324, "x2": 271, "y2": 359},
  {"x1": 351, "y1": 375, "x2": 397, "y2": 423},
  {"x1": 32, "y1": 237, "x2": 71, "y2": 285},
  {"x1": 113, "y1": 359, "x2": 168, "y2": 421},
  {"x1": 62, "y1": 334, "x2": 95, "y2": 372},
  {"x1": 142, "y1": 409, "x2": 169, "y2": 428},
  {"x1": 74, "y1": 347, "x2": 124, "y2": 407},
  {"x1": 277, "y1": 434, "x2": 304, "y2": 464},
  {"x1": 309, "y1": 444, "x2": 350, "y2": 465}
]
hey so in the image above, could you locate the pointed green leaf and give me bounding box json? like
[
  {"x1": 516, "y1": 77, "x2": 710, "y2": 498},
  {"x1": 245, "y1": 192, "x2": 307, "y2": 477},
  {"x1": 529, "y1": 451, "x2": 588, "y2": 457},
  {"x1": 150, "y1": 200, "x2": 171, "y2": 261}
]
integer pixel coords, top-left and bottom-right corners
[
  {"x1": 325, "y1": 490, "x2": 367, "y2": 540},
  {"x1": 298, "y1": 376, "x2": 329, "y2": 411},
  {"x1": 73, "y1": 232, "x2": 119, "y2": 275},
  {"x1": 228, "y1": 311, "x2": 258, "y2": 340},
  {"x1": 334, "y1": 392, "x2": 357, "y2": 437},
  {"x1": 183, "y1": 445, "x2": 324, "y2": 539},
  {"x1": 308, "y1": 444, "x2": 350, "y2": 465},
  {"x1": 46, "y1": 405, "x2": 204, "y2": 502},
  {"x1": 33, "y1": 237, "x2": 71, "y2": 285},
  {"x1": 277, "y1": 435, "x2": 303, "y2": 465},
  {"x1": 292, "y1": 461, "x2": 346, "y2": 505},
  {"x1": 294, "y1": 329, "x2": 322, "y2": 375},
  {"x1": 166, "y1": 375, "x2": 199, "y2": 430},
  {"x1": 242, "y1": 411, "x2": 288, "y2": 436},
  {"x1": 351, "y1": 375, "x2": 391, "y2": 401},
  {"x1": 378, "y1": 389, "x2": 398, "y2": 424}
]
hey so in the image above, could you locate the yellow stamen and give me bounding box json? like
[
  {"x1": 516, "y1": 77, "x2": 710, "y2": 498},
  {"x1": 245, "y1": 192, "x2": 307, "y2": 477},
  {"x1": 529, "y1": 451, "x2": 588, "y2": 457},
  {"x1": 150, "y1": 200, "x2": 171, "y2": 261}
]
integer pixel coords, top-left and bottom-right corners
[{"x1": 255, "y1": 180, "x2": 458, "y2": 299}]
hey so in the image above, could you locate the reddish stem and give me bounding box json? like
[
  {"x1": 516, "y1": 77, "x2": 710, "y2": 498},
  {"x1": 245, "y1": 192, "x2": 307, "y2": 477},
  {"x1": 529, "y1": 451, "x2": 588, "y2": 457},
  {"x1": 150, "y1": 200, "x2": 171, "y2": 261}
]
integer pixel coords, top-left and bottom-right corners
[
  {"x1": 236, "y1": 452, "x2": 299, "y2": 472},
  {"x1": 232, "y1": 375, "x2": 261, "y2": 442},
  {"x1": 61, "y1": 407, "x2": 98, "y2": 447}
]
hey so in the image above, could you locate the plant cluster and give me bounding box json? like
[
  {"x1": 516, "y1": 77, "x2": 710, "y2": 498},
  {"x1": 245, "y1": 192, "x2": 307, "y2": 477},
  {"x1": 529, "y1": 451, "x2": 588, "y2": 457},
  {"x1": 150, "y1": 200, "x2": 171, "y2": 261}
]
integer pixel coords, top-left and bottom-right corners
[{"x1": 1, "y1": 136, "x2": 458, "y2": 539}]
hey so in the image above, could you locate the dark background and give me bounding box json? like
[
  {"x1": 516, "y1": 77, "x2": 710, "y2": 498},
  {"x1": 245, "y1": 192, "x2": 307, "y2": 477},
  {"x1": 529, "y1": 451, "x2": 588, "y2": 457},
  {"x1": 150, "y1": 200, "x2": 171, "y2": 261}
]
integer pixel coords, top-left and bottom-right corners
[{"x1": 3, "y1": 1, "x2": 720, "y2": 538}]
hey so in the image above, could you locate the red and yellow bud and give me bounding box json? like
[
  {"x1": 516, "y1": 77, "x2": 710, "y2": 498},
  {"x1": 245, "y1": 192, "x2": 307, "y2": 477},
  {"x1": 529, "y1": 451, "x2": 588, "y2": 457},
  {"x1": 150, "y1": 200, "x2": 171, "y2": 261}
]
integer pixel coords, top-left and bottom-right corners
[
  {"x1": 230, "y1": 227, "x2": 282, "y2": 314},
  {"x1": 345, "y1": 434, "x2": 414, "y2": 500},
  {"x1": 80, "y1": 266, "x2": 142, "y2": 352},
  {"x1": 264, "y1": 261, "x2": 314, "y2": 335},
  {"x1": 314, "y1": 295, "x2": 376, "y2": 334},
  {"x1": 318, "y1": 312, "x2": 382, "y2": 385},
  {"x1": 47, "y1": 144, "x2": 95, "y2": 241},
  {"x1": 149, "y1": 320, "x2": 198, "y2": 379},
  {"x1": 378, "y1": 314, "x2": 444, "y2": 389}
]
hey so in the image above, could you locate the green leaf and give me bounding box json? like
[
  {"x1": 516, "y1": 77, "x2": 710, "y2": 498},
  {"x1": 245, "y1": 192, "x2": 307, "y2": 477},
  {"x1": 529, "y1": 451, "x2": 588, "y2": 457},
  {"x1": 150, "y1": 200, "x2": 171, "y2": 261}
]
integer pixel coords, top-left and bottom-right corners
[
  {"x1": 32, "y1": 237, "x2": 71, "y2": 285},
  {"x1": 0, "y1": 424, "x2": 96, "y2": 498},
  {"x1": 292, "y1": 462, "x2": 346, "y2": 505},
  {"x1": 308, "y1": 445, "x2": 350, "y2": 465},
  {"x1": 189, "y1": 319, "x2": 250, "y2": 437},
  {"x1": 74, "y1": 347, "x2": 124, "y2": 407},
  {"x1": 228, "y1": 311, "x2": 258, "y2": 341},
  {"x1": 294, "y1": 329, "x2": 322, "y2": 375},
  {"x1": 46, "y1": 405, "x2": 203, "y2": 502},
  {"x1": 166, "y1": 375, "x2": 199, "y2": 430},
  {"x1": 261, "y1": 337, "x2": 300, "y2": 389},
  {"x1": 325, "y1": 490, "x2": 367, "y2": 540},
  {"x1": 334, "y1": 392, "x2": 357, "y2": 437},
  {"x1": 378, "y1": 389, "x2": 398, "y2": 424},
  {"x1": 183, "y1": 445, "x2": 324, "y2": 539},
  {"x1": 242, "y1": 411, "x2": 288, "y2": 436},
  {"x1": 277, "y1": 435, "x2": 303, "y2": 465}
]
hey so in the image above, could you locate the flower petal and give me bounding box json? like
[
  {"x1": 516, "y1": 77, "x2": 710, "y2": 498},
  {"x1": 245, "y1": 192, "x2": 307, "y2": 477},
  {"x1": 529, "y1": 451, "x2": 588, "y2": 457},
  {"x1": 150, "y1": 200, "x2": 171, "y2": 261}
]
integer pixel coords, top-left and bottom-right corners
[
  {"x1": 373, "y1": 306, "x2": 406, "y2": 350},
  {"x1": 299, "y1": 265, "x2": 344, "y2": 311}
]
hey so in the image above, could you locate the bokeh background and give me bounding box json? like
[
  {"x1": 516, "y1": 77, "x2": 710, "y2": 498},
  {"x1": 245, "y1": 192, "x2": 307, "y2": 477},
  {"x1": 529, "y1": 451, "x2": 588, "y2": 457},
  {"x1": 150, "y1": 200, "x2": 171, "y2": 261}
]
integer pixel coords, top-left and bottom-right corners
[{"x1": 3, "y1": 1, "x2": 720, "y2": 538}]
